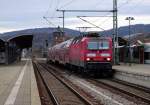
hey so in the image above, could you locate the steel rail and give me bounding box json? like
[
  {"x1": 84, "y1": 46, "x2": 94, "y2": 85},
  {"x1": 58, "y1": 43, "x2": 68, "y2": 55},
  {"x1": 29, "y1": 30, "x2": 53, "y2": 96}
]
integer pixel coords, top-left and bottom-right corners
[
  {"x1": 34, "y1": 62, "x2": 60, "y2": 105},
  {"x1": 92, "y1": 79, "x2": 150, "y2": 104},
  {"x1": 39, "y1": 63, "x2": 94, "y2": 105}
]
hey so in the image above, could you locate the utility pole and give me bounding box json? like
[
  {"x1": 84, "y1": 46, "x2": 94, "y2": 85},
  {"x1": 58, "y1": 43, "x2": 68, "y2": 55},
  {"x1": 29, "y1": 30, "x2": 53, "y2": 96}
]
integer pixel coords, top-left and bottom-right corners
[
  {"x1": 113, "y1": 0, "x2": 118, "y2": 65},
  {"x1": 125, "y1": 17, "x2": 135, "y2": 66}
]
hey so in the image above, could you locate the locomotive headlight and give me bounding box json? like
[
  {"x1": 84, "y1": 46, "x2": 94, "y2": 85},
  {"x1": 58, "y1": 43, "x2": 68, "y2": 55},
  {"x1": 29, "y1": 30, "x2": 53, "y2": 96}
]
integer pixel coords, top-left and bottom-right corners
[
  {"x1": 86, "y1": 53, "x2": 96, "y2": 57},
  {"x1": 101, "y1": 53, "x2": 110, "y2": 57},
  {"x1": 86, "y1": 58, "x2": 90, "y2": 61},
  {"x1": 106, "y1": 58, "x2": 111, "y2": 61}
]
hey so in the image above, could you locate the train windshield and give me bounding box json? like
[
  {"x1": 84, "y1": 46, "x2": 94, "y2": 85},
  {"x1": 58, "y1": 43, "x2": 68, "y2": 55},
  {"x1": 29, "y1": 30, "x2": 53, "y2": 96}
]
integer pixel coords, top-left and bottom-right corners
[{"x1": 87, "y1": 40, "x2": 109, "y2": 50}]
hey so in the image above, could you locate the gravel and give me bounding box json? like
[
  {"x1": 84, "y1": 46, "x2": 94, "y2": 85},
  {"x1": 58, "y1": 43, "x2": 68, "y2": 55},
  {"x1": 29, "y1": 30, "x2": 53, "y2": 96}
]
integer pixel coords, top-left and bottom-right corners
[{"x1": 62, "y1": 72, "x2": 139, "y2": 105}]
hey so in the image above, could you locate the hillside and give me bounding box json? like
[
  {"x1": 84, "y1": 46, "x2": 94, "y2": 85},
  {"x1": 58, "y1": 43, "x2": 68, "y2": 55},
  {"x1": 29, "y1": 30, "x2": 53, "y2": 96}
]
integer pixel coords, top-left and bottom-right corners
[
  {"x1": 101, "y1": 24, "x2": 150, "y2": 37},
  {"x1": 0, "y1": 24, "x2": 150, "y2": 49},
  {"x1": 0, "y1": 27, "x2": 80, "y2": 50}
]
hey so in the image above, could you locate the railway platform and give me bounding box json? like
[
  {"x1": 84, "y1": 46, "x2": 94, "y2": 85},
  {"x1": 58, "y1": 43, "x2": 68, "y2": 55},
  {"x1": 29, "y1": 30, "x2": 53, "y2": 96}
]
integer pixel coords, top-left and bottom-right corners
[
  {"x1": 0, "y1": 59, "x2": 41, "y2": 105},
  {"x1": 113, "y1": 63, "x2": 150, "y2": 88}
]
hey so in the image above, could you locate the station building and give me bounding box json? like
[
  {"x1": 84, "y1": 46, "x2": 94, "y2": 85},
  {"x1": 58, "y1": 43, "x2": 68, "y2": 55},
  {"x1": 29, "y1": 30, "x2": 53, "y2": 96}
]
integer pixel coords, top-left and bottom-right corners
[{"x1": 118, "y1": 33, "x2": 150, "y2": 64}]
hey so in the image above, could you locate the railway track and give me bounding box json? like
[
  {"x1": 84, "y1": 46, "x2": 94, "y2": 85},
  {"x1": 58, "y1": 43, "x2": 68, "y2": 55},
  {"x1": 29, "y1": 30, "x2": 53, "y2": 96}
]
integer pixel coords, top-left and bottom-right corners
[
  {"x1": 50, "y1": 62, "x2": 150, "y2": 104},
  {"x1": 33, "y1": 62, "x2": 54, "y2": 105},
  {"x1": 87, "y1": 79, "x2": 150, "y2": 104},
  {"x1": 33, "y1": 61, "x2": 96, "y2": 105},
  {"x1": 34, "y1": 62, "x2": 150, "y2": 105}
]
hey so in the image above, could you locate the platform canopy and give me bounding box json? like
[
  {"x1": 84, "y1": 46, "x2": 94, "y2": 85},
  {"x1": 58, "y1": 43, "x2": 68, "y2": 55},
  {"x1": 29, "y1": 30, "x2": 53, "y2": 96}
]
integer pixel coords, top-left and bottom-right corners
[
  {"x1": 0, "y1": 38, "x2": 5, "y2": 47},
  {"x1": 0, "y1": 38, "x2": 5, "y2": 43},
  {"x1": 118, "y1": 37, "x2": 128, "y2": 46},
  {"x1": 0, "y1": 38, "x2": 5, "y2": 51},
  {"x1": 0, "y1": 34, "x2": 33, "y2": 49}
]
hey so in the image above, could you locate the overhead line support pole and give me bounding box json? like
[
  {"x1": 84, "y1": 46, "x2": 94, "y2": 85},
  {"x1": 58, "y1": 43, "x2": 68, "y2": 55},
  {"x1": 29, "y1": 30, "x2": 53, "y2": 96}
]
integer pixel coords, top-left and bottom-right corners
[
  {"x1": 113, "y1": 0, "x2": 118, "y2": 65},
  {"x1": 62, "y1": 10, "x2": 65, "y2": 35}
]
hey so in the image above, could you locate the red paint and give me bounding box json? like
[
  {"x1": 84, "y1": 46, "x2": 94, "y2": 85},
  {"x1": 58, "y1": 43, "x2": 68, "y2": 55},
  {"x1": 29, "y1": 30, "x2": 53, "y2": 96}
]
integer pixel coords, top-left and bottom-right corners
[{"x1": 48, "y1": 35, "x2": 112, "y2": 67}]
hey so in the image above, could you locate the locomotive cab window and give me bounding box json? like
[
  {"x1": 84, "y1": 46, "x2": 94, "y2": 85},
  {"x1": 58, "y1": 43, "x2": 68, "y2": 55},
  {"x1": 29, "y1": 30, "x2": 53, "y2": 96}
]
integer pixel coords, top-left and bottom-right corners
[
  {"x1": 88, "y1": 42, "x2": 98, "y2": 50},
  {"x1": 99, "y1": 41, "x2": 109, "y2": 49},
  {"x1": 87, "y1": 40, "x2": 109, "y2": 50}
]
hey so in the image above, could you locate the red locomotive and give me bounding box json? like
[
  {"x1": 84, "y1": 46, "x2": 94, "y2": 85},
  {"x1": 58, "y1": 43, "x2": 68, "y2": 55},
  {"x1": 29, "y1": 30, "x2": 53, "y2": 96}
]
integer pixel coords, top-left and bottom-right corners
[{"x1": 47, "y1": 33, "x2": 113, "y2": 77}]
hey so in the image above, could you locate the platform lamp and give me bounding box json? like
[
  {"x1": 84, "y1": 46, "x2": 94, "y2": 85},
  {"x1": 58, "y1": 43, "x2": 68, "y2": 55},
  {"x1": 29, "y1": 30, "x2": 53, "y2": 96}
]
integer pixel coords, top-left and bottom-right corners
[{"x1": 125, "y1": 17, "x2": 135, "y2": 66}]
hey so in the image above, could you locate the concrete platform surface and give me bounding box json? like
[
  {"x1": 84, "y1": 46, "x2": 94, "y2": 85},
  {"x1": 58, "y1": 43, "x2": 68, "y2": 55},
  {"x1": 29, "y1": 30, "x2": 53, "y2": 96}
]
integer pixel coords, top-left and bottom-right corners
[
  {"x1": 0, "y1": 59, "x2": 41, "y2": 105},
  {"x1": 113, "y1": 64, "x2": 150, "y2": 88},
  {"x1": 113, "y1": 64, "x2": 150, "y2": 76}
]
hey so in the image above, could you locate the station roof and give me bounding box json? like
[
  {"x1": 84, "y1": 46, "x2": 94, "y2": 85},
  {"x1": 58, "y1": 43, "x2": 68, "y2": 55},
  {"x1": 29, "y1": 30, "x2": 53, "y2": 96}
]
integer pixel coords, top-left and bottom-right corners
[
  {"x1": 0, "y1": 38, "x2": 5, "y2": 49},
  {"x1": 0, "y1": 38, "x2": 5, "y2": 42},
  {"x1": 118, "y1": 37, "x2": 128, "y2": 46},
  {"x1": 0, "y1": 34, "x2": 33, "y2": 49}
]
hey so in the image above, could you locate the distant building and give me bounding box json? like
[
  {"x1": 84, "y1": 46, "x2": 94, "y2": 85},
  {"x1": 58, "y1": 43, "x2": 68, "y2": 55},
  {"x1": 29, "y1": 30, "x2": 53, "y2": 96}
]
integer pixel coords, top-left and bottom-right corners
[
  {"x1": 118, "y1": 33, "x2": 150, "y2": 64},
  {"x1": 51, "y1": 31, "x2": 71, "y2": 46},
  {"x1": 124, "y1": 33, "x2": 150, "y2": 45}
]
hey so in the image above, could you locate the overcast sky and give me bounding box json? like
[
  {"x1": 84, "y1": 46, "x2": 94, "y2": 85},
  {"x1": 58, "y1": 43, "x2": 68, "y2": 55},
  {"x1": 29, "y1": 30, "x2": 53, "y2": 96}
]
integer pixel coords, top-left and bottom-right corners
[{"x1": 0, "y1": 0, "x2": 150, "y2": 33}]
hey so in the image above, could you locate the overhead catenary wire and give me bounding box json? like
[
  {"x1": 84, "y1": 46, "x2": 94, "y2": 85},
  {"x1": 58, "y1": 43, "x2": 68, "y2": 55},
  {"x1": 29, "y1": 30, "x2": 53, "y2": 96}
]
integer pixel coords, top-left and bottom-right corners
[
  {"x1": 43, "y1": 0, "x2": 54, "y2": 17},
  {"x1": 89, "y1": 0, "x2": 136, "y2": 32},
  {"x1": 118, "y1": 0, "x2": 132, "y2": 8},
  {"x1": 43, "y1": 16, "x2": 57, "y2": 27},
  {"x1": 51, "y1": 0, "x2": 60, "y2": 19},
  {"x1": 95, "y1": 0, "x2": 142, "y2": 25},
  {"x1": 43, "y1": 0, "x2": 61, "y2": 27},
  {"x1": 43, "y1": 1, "x2": 113, "y2": 30},
  {"x1": 119, "y1": 0, "x2": 143, "y2": 14},
  {"x1": 43, "y1": 0, "x2": 74, "y2": 28},
  {"x1": 43, "y1": 0, "x2": 57, "y2": 26},
  {"x1": 58, "y1": 0, "x2": 75, "y2": 9},
  {"x1": 91, "y1": 0, "x2": 108, "y2": 9},
  {"x1": 43, "y1": 0, "x2": 143, "y2": 33},
  {"x1": 77, "y1": 16, "x2": 106, "y2": 31},
  {"x1": 56, "y1": 0, "x2": 60, "y2": 10},
  {"x1": 56, "y1": 9, "x2": 114, "y2": 35}
]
